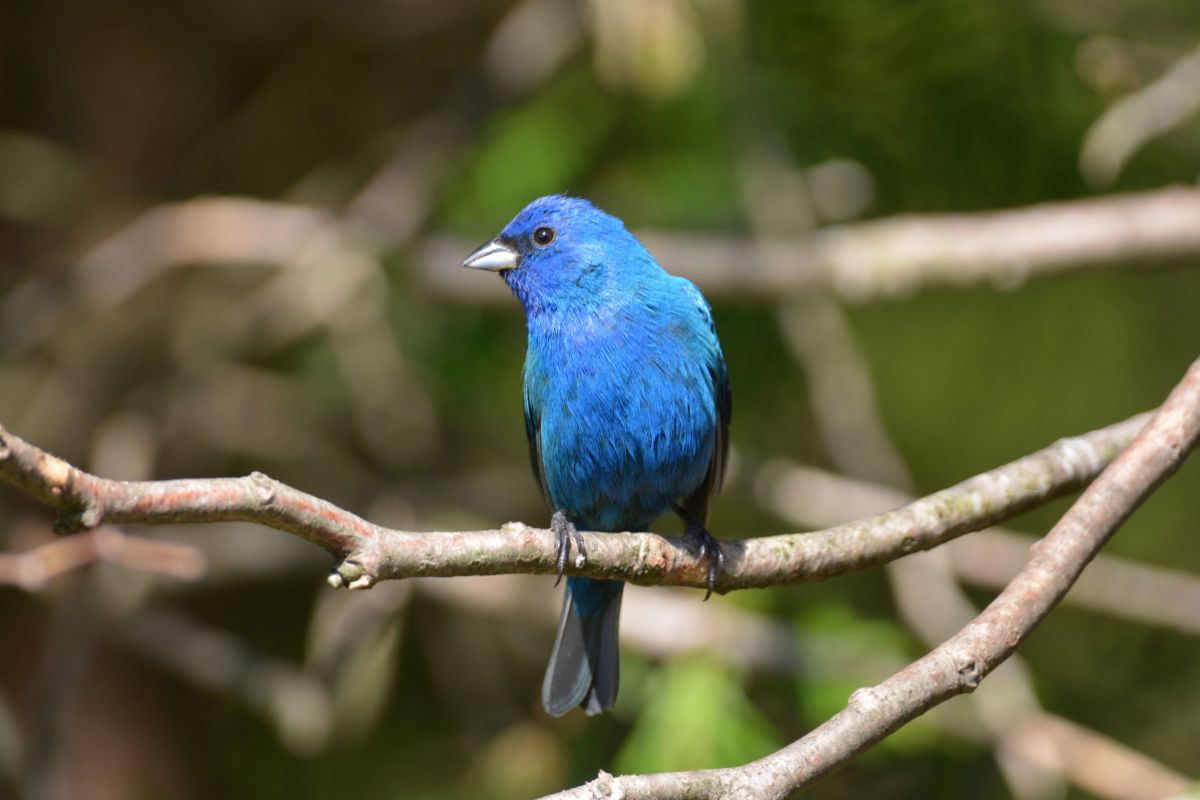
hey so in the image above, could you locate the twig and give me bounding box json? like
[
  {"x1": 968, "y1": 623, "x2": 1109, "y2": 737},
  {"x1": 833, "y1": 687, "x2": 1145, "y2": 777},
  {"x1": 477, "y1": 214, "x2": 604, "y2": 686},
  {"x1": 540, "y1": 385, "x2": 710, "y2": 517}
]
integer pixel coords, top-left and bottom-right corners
[
  {"x1": 538, "y1": 356, "x2": 1200, "y2": 799},
  {"x1": 0, "y1": 411, "x2": 1148, "y2": 593},
  {"x1": 763, "y1": 463, "x2": 1200, "y2": 637},
  {"x1": 0, "y1": 526, "x2": 206, "y2": 591},
  {"x1": 999, "y1": 713, "x2": 1196, "y2": 800},
  {"x1": 1080, "y1": 44, "x2": 1200, "y2": 188},
  {"x1": 950, "y1": 530, "x2": 1200, "y2": 638},
  {"x1": 419, "y1": 186, "x2": 1200, "y2": 304}
]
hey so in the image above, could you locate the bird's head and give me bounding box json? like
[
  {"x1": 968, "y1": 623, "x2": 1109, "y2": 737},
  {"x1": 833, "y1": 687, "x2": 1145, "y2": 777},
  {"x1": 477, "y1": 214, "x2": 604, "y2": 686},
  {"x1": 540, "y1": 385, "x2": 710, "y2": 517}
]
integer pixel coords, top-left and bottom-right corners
[{"x1": 462, "y1": 195, "x2": 652, "y2": 315}]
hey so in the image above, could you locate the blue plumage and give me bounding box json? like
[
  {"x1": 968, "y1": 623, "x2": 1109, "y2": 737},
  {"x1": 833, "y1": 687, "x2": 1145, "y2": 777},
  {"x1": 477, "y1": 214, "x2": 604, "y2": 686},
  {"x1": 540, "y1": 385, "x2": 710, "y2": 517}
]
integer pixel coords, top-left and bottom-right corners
[{"x1": 463, "y1": 195, "x2": 730, "y2": 716}]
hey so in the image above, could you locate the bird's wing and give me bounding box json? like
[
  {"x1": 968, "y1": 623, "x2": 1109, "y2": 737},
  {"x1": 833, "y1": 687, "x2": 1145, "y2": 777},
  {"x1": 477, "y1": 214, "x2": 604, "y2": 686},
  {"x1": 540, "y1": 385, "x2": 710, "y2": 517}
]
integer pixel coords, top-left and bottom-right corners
[
  {"x1": 710, "y1": 335, "x2": 732, "y2": 495},
  {"x1": 680, "y1": 279, "x2": 731, "y2": 521},
  {"x1": 523, "y1": 358, "x2": 555, "y2": 509}
]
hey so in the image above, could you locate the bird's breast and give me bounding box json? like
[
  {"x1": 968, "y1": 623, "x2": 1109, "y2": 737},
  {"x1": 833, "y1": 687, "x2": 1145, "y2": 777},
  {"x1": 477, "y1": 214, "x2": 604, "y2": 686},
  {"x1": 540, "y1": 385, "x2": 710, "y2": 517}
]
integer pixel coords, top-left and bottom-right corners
[{"x1": 528, "y1": 319, "x2": 716, "y2": 532}]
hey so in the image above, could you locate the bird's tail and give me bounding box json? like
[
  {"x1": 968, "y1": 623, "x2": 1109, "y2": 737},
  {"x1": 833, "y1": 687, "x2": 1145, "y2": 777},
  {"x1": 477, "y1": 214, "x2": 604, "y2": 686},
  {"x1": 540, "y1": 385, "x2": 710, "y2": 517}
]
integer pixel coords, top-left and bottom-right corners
[{"x1": 542, "y1": 577, "x2": 623, "y2": 717}]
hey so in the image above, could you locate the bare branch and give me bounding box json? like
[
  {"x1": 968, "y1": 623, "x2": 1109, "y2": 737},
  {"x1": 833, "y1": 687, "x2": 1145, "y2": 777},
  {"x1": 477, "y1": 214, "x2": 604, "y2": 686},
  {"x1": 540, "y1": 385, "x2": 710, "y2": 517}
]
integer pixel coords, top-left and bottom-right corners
[
  {"x1": 0, "y1": 526, "x2": 206, "y2": 591},
  {"x1": 13, "y1": 186, "x2": 1192, "y2": 354},
  {"x1": 950, "y1": 530, "x2": 1200, "y2": 638},
  {"x1": 763, "y1": 464, "x2": 1200, "y2": 637},
  {"x1": 1000, "y1": 713, "x2": 1196, "y2": 800},
  {"x1": 540, "y1": 357, "x2": 1200, "y2": 800},
  {"x1": 420, "y1": 187, "x2": 1200, "y2": 304},
  {"x1": 0, "y1": 411, "x2": 1148, "y2": 593},
  {"x1": 1080, "y1": 44, "x2": 1200, "y2": 188}
]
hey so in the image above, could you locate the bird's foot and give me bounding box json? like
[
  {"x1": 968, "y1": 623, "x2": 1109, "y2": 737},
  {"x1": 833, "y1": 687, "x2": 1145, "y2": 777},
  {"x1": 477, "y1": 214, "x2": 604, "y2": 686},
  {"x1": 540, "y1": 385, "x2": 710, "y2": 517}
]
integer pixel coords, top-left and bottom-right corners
[
  {"x1": 674, "y1": 506, "x2": 724, "y2": 601},
  {"x1": 551, "y1": 509, "x2": 587, "y2": 587}
]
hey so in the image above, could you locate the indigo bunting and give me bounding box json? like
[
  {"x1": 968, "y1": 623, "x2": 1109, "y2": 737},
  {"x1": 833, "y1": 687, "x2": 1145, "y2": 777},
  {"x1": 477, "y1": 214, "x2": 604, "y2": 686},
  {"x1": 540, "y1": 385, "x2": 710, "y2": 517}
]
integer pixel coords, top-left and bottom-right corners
[{"x1": 462, "y1": 196, "x2": 730, "y2": 716}]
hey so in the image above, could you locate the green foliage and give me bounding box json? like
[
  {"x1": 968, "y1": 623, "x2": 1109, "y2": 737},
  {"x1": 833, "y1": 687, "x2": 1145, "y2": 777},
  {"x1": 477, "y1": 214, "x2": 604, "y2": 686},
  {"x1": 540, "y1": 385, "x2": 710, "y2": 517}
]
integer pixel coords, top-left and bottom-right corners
[
  {"x1": 615, "y1": 655, "x2": 781, "y2": 773},
  {"x1": 797, "y1": 606, "x2": 943, "y2": 755},
  {"x1": 442, "y1": 69, "x2": 619, "y2": 234}
]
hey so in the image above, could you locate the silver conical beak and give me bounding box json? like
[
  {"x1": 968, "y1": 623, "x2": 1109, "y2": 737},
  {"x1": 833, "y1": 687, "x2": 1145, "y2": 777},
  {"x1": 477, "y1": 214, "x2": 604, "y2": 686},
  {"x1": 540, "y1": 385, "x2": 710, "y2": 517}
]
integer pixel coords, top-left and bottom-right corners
[{"x1": 462, "y1": 239, "x2": 519, "y2": 272}]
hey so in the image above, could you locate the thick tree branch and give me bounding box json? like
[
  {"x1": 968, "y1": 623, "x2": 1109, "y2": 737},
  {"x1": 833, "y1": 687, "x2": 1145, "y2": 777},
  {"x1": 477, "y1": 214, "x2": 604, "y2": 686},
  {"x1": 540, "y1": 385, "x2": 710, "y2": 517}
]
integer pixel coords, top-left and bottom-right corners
[
  {"x1": 541, "y1": 357, "x2": 1200, "y2": 799},
  {"x1": 0, "y1": 411, "x2": 1149, "y2": 593}
]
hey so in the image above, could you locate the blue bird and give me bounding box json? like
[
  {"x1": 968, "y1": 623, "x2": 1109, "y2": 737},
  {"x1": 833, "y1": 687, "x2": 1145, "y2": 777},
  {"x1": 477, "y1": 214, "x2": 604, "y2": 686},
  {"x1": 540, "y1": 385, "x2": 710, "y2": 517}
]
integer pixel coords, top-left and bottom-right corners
[{"x1": 462, "y1": 196, "x2": 730, "y2": 716}]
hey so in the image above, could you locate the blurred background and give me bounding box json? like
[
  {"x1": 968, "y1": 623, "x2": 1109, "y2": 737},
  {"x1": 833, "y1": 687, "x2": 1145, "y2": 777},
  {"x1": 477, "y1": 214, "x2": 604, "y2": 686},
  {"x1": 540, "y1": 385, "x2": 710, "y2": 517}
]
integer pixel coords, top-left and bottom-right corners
[{"x1": 1, "y1": 0, "x2": 1199, "y2": 798}]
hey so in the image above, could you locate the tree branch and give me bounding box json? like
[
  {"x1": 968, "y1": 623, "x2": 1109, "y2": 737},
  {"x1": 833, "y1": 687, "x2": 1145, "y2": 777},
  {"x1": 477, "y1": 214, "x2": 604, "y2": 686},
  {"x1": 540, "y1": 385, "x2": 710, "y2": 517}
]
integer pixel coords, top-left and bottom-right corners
[
  {"x1": 0, "y1": 526, "x2": 206, "y2": 591},
  {"x1": 999, "y1": 713, "x2": 1196, "y2": 800},
  {"x1": 0, "y1": 411, "x2": 1149, "y2": 593},
  {"x1": 539, "y1": 356, "x2": 1200, "y2": 799},
  {"x1": 420, "y1": 187, "x2": 1200, "y2": 304},
  {"x1": 762, "y1": 463, "x2": 1200, "y2": 637},
  {"x1": 1080, "y1": 44, "x2": 1200, "y2": 188},
  {"x1": 950, "y1": 530, "x2": 1200, "y2": 638}
]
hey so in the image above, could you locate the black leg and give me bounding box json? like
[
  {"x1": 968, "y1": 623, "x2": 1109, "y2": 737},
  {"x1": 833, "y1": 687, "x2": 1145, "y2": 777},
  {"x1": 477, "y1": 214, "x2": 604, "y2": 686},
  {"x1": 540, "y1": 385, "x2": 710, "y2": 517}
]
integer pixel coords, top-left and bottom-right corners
[
  {"x1": 551, "y1": 509, "x2": 587, "y2": 586},
  {"x1": 672, "y1": 505, "x2": 724, "y2": 601}
]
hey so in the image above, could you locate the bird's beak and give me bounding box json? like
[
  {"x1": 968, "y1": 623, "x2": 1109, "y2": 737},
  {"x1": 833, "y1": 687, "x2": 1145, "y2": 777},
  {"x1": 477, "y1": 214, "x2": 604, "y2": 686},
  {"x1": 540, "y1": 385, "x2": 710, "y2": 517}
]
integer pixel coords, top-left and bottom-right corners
[{"x1": 462, "y1": 239, "x2": 519, "y2": 272}]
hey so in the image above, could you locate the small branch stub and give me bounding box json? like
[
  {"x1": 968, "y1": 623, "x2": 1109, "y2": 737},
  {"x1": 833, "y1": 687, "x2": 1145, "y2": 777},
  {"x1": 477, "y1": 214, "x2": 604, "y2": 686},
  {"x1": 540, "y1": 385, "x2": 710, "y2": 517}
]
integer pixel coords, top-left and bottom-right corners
[
  {"x1": 953, "y1": 651, "x2": 982, "y2": 690},
  {"x1": 328, "y1": 559, "x2": 373, "y2": 590},
  {"x1": 250, "y1": 471, "x2": 277, "y2": 504}
]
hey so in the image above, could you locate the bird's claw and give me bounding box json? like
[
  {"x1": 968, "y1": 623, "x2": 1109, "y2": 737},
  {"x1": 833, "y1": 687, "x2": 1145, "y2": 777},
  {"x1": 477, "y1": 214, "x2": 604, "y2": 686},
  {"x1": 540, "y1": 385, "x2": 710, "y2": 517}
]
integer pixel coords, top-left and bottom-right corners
[
  {"x1": 676, "y1": 506, "x2": 724, "y2": 600},
  {"x1": 690, "y1": 526, "x2": 724, "y2": 601},
  {"x1": 551, "y1": 510, "x2": 587, "y2": 586}
]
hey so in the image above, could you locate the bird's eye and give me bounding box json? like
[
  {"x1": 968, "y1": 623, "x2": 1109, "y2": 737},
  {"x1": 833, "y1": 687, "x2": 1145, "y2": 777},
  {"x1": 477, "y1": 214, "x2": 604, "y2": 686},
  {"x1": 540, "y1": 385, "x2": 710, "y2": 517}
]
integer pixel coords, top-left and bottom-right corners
[{"x1": 533, "y1": 226, "x2": 556, "y2": 247}]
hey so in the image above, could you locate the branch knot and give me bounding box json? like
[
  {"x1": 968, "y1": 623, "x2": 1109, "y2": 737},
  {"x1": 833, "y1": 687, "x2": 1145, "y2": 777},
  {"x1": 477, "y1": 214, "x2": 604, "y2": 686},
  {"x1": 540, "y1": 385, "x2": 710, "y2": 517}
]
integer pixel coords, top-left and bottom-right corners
[
  {"x1": 250, "y1": 471, "x2": 276, "y2": 504},
  {"x1": 588, "y1": 771, "x2": 624, "y2": 800},
  {"x1": 952, "y1": 650, "x2": 982, "y2": 690}
]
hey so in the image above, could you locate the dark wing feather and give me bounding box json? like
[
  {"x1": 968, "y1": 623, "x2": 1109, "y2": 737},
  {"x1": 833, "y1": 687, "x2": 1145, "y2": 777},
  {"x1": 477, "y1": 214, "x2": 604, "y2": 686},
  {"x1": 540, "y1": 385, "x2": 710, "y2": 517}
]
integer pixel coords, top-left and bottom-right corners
[
  {"x1": 680, "y1": 284, "x2": 731, "y2": 525},
  {"x1": 710, "y1": 349, "x2": 732, "y2": 495}
]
